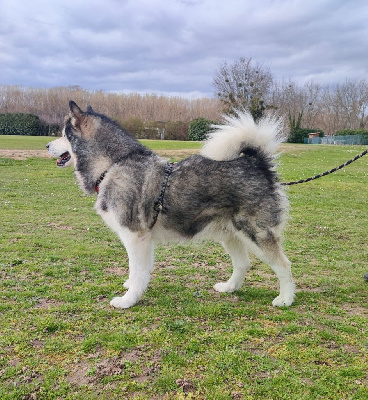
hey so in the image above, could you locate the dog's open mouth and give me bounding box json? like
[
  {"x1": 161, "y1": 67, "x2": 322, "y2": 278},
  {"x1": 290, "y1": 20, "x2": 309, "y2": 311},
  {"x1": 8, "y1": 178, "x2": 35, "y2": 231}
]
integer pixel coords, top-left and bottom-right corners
[{"x1": 57, "y1": 152, "x2": 71, "y2": 167}]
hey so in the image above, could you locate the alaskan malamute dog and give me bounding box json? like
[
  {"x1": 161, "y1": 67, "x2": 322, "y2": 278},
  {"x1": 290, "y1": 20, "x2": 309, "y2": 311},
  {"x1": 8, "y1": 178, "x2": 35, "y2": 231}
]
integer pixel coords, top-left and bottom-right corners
[{"x1": 47, "y1": 101, "x2": 295, "y2": 309}]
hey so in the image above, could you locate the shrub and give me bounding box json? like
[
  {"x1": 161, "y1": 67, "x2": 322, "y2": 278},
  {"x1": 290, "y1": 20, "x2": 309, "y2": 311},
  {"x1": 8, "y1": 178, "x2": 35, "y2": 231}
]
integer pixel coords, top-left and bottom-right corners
[
  {"x1": 165, "y1": 121, "x2": 189, "y2": 140},
  {"x1": 188, "y1": 118, "x2": 214, "y2": 141},
  {"x1": 42, "y1": 123, "x2": 61, "y2": 136},
  {"x1": 120, "y1": 118, "x2": 144, "y2": 138},
  {"x1": 140, "y1": 121, "x2": 164, "y2": 140},
  {"x1": 0, "y1": 113, "x2": 43, "y2": 136}
]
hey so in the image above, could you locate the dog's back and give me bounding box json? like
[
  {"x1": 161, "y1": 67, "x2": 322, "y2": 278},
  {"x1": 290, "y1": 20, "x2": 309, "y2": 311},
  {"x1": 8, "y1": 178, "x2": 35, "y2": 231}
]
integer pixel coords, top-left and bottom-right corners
[{"x1": 155, "y1": 111, "x2": 287, "y2": 242}]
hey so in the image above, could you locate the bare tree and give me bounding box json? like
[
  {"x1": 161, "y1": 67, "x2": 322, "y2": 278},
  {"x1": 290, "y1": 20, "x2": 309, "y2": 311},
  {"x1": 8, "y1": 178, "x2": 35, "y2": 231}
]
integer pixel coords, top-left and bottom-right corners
[
  {"x1": 213, "y1": 57, "x2": 273, "y2": 120},
  {"x1": 333, "y1": 79, "x2": 368, "y2": 130},
  {"x1": 303, "y1": 81, "x2": 322, "y2": 128},
  {"x1": 318, "y1": 86, "x2": 341, "y2": 135}
]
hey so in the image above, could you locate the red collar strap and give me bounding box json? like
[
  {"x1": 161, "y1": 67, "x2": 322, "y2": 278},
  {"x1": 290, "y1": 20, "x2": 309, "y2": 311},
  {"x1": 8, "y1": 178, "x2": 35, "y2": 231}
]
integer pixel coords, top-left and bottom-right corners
[{"x1": 95, "y1": 171, "x2": 107, "y2": 193}]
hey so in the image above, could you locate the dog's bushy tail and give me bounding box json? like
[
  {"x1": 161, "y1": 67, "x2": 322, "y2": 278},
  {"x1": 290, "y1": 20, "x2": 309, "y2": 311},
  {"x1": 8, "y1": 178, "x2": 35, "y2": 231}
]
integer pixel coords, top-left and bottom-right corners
[{"x1": 200, "y1": 111, "x2": 284, "y2": 161}]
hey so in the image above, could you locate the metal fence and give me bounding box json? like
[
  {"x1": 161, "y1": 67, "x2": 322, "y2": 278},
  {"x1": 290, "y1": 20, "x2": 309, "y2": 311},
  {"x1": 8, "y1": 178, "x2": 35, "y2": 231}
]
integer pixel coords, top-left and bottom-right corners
[{"x1": 305, "y1": 134, "x2": 368, "y2": 145}]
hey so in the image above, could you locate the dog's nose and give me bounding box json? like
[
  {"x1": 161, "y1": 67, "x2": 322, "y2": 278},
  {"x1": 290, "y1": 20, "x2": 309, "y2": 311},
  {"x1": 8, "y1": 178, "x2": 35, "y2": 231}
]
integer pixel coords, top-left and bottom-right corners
[{"x1": 46, "y1": 143, "x2": 50, "y2": 149}]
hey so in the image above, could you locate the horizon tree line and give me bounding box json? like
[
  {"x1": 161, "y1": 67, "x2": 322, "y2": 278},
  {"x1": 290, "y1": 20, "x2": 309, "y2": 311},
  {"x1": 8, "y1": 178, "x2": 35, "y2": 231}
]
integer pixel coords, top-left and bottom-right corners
[{"x1": 1, "y1": 58, "x2": 367, "y2": 136}]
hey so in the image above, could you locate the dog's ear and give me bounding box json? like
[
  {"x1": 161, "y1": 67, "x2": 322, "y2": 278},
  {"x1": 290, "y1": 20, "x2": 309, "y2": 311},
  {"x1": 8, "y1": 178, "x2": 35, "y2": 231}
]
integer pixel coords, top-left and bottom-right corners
[
  {"x1": 69, "y1": 101, "x2": 83, "y2": 117},
  {"x1": 69, "y1": 101, "x2": 84, "y2": 132},
  {"x1": 68, "y1": 101, "x2": 96, "y2": 139},
  {"x1": 86, "y1": 105, "x2": 94, "y2": 113}
]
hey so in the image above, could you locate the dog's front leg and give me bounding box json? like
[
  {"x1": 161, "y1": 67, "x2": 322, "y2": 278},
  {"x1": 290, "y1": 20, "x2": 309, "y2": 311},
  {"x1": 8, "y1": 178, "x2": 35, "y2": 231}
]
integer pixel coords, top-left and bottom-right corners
[{"x1": 110, "y1": 231, "x2": 154, "y2": 309}]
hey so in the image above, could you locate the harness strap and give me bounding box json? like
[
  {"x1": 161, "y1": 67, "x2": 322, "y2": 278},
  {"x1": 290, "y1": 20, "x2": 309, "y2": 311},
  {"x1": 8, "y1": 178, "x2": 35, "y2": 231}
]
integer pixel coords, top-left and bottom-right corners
[{"x1": 150, "y1": 163, "x2": 174, "y2": 229}]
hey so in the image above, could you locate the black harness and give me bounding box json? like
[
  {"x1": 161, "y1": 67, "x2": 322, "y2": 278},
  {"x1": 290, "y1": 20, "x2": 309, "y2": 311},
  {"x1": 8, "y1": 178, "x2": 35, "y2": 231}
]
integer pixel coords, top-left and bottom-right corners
[
  {"x1": 149, "y1": 163, "x2": 174, "y2": 229},
  {"x1": 94, "y1": 163, "x2": 174, "y2": 230}
]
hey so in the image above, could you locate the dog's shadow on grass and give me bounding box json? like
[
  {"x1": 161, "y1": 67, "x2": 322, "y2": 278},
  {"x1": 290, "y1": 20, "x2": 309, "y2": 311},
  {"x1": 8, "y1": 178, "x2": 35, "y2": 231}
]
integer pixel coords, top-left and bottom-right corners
[
  {"x1": 144, "y1": 283, "x2": 278, "y2": 309},
  {"x1": 232, "y1": 286, "x2": 277, "y2": 305}
]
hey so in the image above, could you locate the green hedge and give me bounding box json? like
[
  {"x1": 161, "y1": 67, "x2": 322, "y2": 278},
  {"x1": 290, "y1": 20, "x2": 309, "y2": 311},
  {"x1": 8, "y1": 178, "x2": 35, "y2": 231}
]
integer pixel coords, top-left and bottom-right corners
[
  {"x1": 188, "y1": 118, "x2": 215, "y2": 141},
  {"x1": 335, "y1": 129, "x2": 368, "y2": 136},
  {"x1": 0, "y1": 113, "x2": 60, "y2": 136}
]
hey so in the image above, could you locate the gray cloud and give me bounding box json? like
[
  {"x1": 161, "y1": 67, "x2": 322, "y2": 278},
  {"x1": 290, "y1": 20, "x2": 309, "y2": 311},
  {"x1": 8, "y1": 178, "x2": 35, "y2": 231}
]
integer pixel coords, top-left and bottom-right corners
[{"x1": 0, "y1": 0, "x2": 367, "y2": 98}]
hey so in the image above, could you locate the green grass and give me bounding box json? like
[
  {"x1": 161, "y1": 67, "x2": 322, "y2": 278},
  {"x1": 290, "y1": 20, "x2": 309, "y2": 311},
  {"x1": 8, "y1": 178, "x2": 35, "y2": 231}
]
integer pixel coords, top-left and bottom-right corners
[
  {"x1": 0, "y1": 135, "x2": 201, "y2": 151},
  {"x1": 140, "y1": 139, "x2": 201, "y2": 150},
  {"x1": 1, "y1": 141, "x2": 368, "y2": 399},
  {"x1": 0, "y1": 135, "x2": 52, "y2": 150}
]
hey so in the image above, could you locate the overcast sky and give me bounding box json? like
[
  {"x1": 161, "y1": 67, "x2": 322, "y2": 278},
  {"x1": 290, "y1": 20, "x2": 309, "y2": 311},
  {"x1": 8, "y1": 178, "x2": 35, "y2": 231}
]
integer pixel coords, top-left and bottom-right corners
[{"x1": 1, "y1": 0, "x2": 367, "y2": 98}]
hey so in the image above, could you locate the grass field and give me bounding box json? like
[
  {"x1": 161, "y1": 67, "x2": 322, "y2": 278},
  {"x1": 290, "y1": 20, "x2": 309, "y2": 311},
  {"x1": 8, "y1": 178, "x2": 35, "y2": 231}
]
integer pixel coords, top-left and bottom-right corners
[
  {"x1": 0, "y1": 135, "x2": 202, "y2": 151},
  {"x1": 0, "y1": 137, "x2": 367, "y2": 399}
]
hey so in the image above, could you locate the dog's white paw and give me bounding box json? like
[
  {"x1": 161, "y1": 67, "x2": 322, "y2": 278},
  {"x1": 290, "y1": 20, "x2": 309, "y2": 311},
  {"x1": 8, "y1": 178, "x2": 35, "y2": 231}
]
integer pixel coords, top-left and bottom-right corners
[
  {"x1": 123, "y1": 279, "x2": 130, "y2": 289},
  {"x1": 272, "y1": 294, "x2": 294, "y2": 307},
  {"x1": 213, "y1": 282, "x2": 237, "y2": 293},
  {"x1": 110, "y1": 295, "x2": 137, "y2": 309}
]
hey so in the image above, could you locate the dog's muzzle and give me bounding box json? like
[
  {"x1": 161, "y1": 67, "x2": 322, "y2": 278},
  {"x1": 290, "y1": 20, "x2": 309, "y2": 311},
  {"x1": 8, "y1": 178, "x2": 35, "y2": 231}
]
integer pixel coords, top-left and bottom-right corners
[{"x1": 46, "y1": 142, "x2": 72, "y2": 167}]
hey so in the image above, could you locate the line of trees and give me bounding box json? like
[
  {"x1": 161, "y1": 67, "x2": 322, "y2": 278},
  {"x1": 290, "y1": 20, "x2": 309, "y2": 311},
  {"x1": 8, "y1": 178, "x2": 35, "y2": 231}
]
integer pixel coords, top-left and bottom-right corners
[
  {"x1": 214, "y1": 58, "x2": 368, "y2": 137},
  {"x1": 270, "y1": 79, "x2": 368, "y2": 137},
  {"x1": 1, "y1": 58, "x2": 368, "y2": 139},
  {"x1": 0, "y1": 85, "x2": 223, "y2": 139},
  {"x1": 0, "y1": 85, "x2": 222, "y2": 125}
]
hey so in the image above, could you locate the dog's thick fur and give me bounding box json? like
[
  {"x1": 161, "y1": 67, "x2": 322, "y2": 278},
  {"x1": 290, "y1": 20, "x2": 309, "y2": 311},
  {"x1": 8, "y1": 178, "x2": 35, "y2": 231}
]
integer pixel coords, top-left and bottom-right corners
[{"x1": 47, "y1": 102, "x2": 295, "y2": 309}]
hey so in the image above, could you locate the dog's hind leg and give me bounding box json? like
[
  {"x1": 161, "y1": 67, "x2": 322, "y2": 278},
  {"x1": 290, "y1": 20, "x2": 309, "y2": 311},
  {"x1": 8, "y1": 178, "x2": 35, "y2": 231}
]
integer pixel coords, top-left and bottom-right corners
[
  {"x1": 214, "y1": 236, "x2": 251, "y2": 293},
  {"x1": 110, "y1": 232, "x2": 154, "y2": 309},
  {"x1": 252, "y1": 232, "x2": 295, "y2": 307}
]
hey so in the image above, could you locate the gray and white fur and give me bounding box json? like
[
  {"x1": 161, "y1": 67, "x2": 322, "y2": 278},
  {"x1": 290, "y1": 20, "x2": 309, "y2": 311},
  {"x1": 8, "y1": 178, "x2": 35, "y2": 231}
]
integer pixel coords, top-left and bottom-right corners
[{"x1": 47, "y1": 102, "x2": 295, "y2": 309}]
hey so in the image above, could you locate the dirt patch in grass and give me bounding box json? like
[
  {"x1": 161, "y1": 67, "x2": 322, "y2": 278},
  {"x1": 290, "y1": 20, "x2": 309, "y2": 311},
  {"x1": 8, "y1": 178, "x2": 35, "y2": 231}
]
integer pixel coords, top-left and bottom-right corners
[
  {"x1": 104, "y1": 266, "x2": 128, "y2": 276},
  {"x1": 47, "y1": 222, "x2": 74, "y2": 231},
  {"x1": 0, "y1": 143, "x2": 337, "y2": 161},
  {"x1": 33, "y1": 298, "x2": 65, "y2": 309},
  {"x1": 156, "y1": 148, "x2": 199, "y2": 160},
  {"x1": 66, "y1": 360, "x2": 91, "y2": 386},
  {"x1": 296, "y1": 284, "x2": 324, "y2": 293},
  {"x1": 67, "y1": 345, "x2": 161, "y2": 388},
  {"x1": 0, "y1": 149, "x2": 50, "y2": 160},
  {"x1": 176, "y1": 378, "x2": 197, "y2": 394},
  {"x1": 342, "y1": 303, "x2": 367, "y2": 317}
]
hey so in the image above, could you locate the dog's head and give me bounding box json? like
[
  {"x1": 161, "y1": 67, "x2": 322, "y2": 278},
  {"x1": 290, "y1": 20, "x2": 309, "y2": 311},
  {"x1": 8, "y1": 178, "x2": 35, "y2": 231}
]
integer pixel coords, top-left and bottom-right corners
[
  {"x1": 48, "y1": 101, "x2": 145, "y2": 194},
  {"x1": 47, "y1": 101, "x2": 100, "y2": 168}
]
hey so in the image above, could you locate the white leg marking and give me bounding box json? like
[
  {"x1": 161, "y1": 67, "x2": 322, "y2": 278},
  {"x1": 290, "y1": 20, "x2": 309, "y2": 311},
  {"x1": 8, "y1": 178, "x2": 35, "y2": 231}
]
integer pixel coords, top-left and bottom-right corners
[
  {"x1": 109, "y1": 230, "x2": 154, "y2": 309},
  {"x1": 214, "y1": 237, "x2": 251, "y2": 293},
  {"x1": 270, "y1": 253, "x2": 295, "y2": 307}
]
